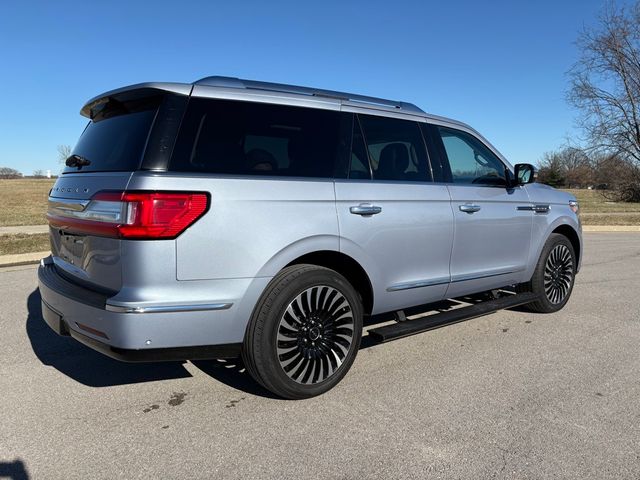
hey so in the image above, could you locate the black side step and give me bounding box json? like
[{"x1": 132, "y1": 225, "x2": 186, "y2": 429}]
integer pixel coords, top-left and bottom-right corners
[{"x1": 368, "y1": 292, "x2": 539, "y2": 343}]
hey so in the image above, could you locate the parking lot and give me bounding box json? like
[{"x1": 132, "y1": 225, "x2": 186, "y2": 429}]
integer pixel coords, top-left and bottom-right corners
[{"x1": 1, "y1": 232, "x2": 639, "y2": 479}]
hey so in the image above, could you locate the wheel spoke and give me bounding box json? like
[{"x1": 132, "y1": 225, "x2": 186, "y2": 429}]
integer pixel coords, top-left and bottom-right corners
[
  {"x1": 321, "y1": 287, "x2": 337, "y2": 312},
  {"x1": 281, "y1": 350, "x2": 305, "y2": 370},
  {"x1": 543, "y1": 244, "x2": 574, "y2": 305},
  {"x1": 276, "y1": 284, "x2": 355, "y2": 385}
]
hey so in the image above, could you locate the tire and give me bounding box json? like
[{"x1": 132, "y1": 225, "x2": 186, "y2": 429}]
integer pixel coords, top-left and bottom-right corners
[
  {"x1": 242, "y1": 264, "x2": 363, "y2": 399},
  {"x1": 517, "y1": 233, "x2": 576, "y2": 313}
]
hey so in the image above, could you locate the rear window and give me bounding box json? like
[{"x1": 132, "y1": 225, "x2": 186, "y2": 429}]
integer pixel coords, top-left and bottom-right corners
[
  {"x1": 170, "y1": 98, "x2": 342, "y2": 178},
  {"x1": 63, "y1": 98, "x2": 159, "y2": 174},
  {"x1": 358, "y1": 114, "x2": 431, "y2": 182}
]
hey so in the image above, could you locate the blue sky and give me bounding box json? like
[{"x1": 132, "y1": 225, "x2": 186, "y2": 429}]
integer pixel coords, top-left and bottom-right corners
[{"x1": 0, "y1": 0, "x2": 626, "y2": 174}]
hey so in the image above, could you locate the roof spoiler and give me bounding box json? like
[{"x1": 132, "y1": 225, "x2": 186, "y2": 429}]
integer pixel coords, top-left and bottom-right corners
[{"x1": 80, "y1": 82, "x2": 192, "y2": 118}]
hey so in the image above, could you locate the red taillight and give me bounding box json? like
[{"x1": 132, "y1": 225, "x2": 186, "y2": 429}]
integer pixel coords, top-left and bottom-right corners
[{"x1": 47, "y1": 191, "x2": 209, "y2": 239}]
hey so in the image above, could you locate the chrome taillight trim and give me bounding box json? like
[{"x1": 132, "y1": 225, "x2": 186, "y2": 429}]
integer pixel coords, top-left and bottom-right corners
[
  {"x1": 48, "y1": 198, "x2": 91, "y2": 213},
  {"x1": 48, "y1": 198, "x2": 126, "y2": 224}
]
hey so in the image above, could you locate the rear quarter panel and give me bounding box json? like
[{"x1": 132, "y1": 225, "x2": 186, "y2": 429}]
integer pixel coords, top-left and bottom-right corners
[{"x1": 126, "y1": 173, "x2": 339, "y2": 281}]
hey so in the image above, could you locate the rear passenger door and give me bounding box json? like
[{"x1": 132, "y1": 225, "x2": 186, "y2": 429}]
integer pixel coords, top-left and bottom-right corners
[
  {"x1": 424, "y1": 123, "x2": 532, "y2": 298},
  {"x1": 335, "y1": 114, "x2": 454, "y2": 314}
]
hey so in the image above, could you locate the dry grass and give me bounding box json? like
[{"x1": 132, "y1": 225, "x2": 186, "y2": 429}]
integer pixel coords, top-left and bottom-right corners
[
  {"x1": 562, "y1": 189, "x2": 640, "y2": 213},
  {"x1": 579, "y1": 213, "x2": 640, "y2": 225},
  {"x1": 0, "y1": 233, "x2": 50, "y2": 255},
  {"x1": 0, "y1": 179, "x2": 55, "y2": 226},
  {"x1": 561, "y1": 189, "x2": 640, "y2": 225}
]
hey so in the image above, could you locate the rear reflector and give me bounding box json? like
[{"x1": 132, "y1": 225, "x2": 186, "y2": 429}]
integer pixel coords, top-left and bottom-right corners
[
  {"x1": 47, "y1": 191, "x2": 209, "y2": 239},
  {"x1": 75, "y1": 322, "x2": 109, "y2": 339}
]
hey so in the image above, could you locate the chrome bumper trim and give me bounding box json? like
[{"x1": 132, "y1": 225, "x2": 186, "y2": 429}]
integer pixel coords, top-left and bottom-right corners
[{"x1": 105, "y1": 302, "x2": 233, "y2": 314}]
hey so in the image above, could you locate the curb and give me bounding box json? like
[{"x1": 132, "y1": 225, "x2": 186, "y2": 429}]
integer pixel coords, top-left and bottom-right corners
[
  {"x1": 0, "y1": 225, "x2": 49, "y2": 236},
  {"x1": 0, "y1": 251, "x2": 49, "y2": 268},
  {"x1": 582, "y1": 225, "x2": 640, "y2": 232}
]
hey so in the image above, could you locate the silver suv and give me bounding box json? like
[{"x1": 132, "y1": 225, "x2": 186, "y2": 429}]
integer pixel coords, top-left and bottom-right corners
[{"x1": 38, "y1": 76, "x2": 582, "y2": 399}]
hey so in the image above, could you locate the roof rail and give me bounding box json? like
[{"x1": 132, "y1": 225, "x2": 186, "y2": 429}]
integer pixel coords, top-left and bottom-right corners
[{"x1": 193, "y1": 76, "x2": 426, "y2": 116}]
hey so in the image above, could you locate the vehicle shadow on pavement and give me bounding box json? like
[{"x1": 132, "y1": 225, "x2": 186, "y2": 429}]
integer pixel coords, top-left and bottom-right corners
[
  {"x1": 0, "y1": 459, "x2": 29, "y2": 480},
  {"x1": 26, "y1": 288, "x2": 491, "y2": 395},
  {"x1": 190, "y1": 359, "x2": 281, "y2": 399},
  {"x1": 26, "y1": 289, "x2": 193, "y2": 387}
]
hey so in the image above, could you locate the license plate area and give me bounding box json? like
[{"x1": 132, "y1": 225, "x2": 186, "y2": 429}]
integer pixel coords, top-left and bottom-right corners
[{"x1": 57, "y1": 232, "x2": 87, "y2": 267}]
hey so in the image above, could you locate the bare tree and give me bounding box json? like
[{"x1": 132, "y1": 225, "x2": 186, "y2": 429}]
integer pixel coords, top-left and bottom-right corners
[
  {"x1": 537, "y1": 147, "x2": 594, "y2": 188},
  {"x1": 0, "y1": 167, "x2": 23, "y2": 179},
  {"x1": 594, "y1": 153, "x2": 640, "y2": 200},
  {"x1": 568, "y1": 2, "x2": 640, "y2": 200},
  {"x1": 569, "y1": 2, "x2": 640, "y2": 162},
  {"x1": 57, "y1": 144, "x2": 72, "y2": 164},
  {"x1": 33, "y1": 169, "x2": 45, "y2": 178},
  {"x1": 537, "y1": 151, "x2": 566, "y2": 187}
]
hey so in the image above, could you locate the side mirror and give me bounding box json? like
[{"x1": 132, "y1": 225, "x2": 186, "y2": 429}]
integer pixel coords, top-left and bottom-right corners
[{"x1": 513, "y1": 163, "x2": 537, "y2": 185}]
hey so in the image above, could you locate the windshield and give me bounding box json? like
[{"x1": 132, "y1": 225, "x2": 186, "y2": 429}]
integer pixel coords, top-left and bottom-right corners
[{"x1": 63, "y1": 102, "x2": 158, "y2": 174}]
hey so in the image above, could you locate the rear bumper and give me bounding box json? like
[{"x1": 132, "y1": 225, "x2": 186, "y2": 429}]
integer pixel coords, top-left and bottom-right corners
[
  {"x1": 40, "y1": 299, "x2": 240, "y2": 361},
  {"x1": 37, "y1": 257, "x2": 250, "y2": 361}
]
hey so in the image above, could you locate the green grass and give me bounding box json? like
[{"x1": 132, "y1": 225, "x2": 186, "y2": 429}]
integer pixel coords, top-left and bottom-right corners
[
  {"x1": 0, "y1": 179, "x2": 55, "y2": 226},
  {"x1": 0, "y1": 233, "x2": 50, "y2": 255}
]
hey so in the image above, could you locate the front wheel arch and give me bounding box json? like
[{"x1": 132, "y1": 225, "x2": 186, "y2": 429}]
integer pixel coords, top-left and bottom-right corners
[
  {"x1": 517, "y1": 233, "x2": 577, "y2": 313},
  {"x1": 552, "y1": 224, "x2": 581, "y2": 271}
]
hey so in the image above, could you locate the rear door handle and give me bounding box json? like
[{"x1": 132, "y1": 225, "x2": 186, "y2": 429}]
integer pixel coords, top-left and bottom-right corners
[
  {"x1": 459, "y1": 203, "x2": 481, "y2": 214},
  {"x1": 350, "y1": 203, "x2": 382, "y2": 216}
]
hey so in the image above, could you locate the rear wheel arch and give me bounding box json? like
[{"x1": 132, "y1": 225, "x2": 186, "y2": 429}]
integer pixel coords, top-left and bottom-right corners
[
  {"x1": 242, "y1": 263, "x2": 364, "y2": 399},
  {"x1": 284, "y1": 251, "x2": 374, "y2": 315}
]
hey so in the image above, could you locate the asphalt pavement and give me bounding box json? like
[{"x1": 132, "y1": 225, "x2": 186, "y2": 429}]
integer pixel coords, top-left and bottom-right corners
[{"x1": 1, "y1": 233, "x2": 639, "y2": 479}]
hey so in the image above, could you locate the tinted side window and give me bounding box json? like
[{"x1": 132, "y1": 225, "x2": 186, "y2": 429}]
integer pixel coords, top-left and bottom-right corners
[
  {"x1": 348, "y1": 116, "x2": 371, "y2": 179},
  {"x1": 171, "y1": 98, "x2": 342, "y2": 178},
  {"x1": 419, "y1": 124, "x2": 449, "y2": 183},
  {"x1": 358, "y1": 115, "x2": 431, "y2": 182},
  {"x1": 437, "y1": 126, "x2": 506, "y2": 186}
]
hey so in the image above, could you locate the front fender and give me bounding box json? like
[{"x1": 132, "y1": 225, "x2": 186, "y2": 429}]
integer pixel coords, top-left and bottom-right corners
[{"x1": 524, "y1": 211, "x2": 583, "y2": 281}]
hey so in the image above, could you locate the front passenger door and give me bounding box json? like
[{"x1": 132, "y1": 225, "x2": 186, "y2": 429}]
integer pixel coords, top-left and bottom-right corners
[{"x1": 427, "y1": 124, "x2": 533, "y2": 298}]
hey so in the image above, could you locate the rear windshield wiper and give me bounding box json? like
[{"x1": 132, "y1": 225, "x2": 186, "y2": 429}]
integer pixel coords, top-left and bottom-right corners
[{"x1": 65, "y1": 154, "x2": 91, "y2": 168}]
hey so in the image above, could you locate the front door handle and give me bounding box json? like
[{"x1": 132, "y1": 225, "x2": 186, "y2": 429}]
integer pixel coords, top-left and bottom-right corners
[
  {"x1": 350, "y1": 203, "x2": 382, "y2": 216},
  {"x1": 459, "y1": 203, "x2": 481, "y2": 214}
]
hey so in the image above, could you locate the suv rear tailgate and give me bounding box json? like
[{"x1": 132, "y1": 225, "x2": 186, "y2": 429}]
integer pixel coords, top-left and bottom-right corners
[{"x1": 48, "y1": 172, "x2": 132, "y2": 292}]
